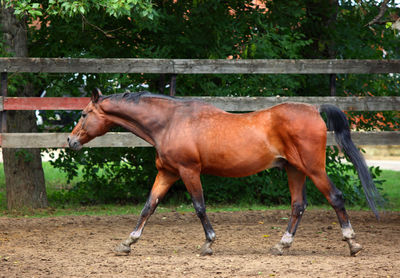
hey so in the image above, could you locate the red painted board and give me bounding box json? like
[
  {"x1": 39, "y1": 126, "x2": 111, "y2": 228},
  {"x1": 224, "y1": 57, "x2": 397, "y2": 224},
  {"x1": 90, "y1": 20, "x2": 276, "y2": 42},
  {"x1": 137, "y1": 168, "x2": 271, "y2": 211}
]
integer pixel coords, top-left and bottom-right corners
[{"x1": 4, "y1": 97, "x2": 91, "y2": 110}]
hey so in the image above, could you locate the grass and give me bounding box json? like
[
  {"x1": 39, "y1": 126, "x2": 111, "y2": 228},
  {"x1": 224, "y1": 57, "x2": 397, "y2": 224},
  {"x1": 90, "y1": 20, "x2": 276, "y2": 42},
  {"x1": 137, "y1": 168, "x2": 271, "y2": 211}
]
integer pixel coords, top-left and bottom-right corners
[
  {"x1": 0, "y1": 162, "x2": 399, "y2": 217},
  {"x1": 379, "y1": 170, "x2": 400, "y2": 209},
  {"x1": 0, "y1": 203, "x2": 293, "y2": 218},
  {"x1": 0, "y1": 162, "x2": 82, "y2": 190}
]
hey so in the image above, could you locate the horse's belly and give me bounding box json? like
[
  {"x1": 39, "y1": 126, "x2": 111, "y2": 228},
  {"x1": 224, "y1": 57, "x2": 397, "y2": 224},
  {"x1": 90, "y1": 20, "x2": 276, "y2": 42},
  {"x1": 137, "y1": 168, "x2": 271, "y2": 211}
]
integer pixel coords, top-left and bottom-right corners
[
  {"x1": 197, "y1": 129, "x2": 282, "y2": 177},
  {"x1": 201, "y1": 151, "x2": 278, "y2": 177}
]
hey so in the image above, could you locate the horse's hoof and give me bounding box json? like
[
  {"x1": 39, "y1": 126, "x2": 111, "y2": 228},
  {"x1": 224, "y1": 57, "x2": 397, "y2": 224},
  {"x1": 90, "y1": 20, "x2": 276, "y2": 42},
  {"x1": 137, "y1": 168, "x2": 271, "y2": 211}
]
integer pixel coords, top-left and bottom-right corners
[
  {"x1": 200, "y1": 247, "x2": 213, "y2": 256},
  {"x1": 269, "y1": 244, "x2": 284, "y2": 256},
  {"x1": 346, "y1": 239, "x2": 362, "y2": 257},
  {"x1": 350, "y1": 242, "x2": 363, "y2": 257},
  {"x1": 199, "y1": 242, "x2": 213, "y2": 256},
  {"x1": 114, "y1": 243, "x2": 131, "y2": 256}
]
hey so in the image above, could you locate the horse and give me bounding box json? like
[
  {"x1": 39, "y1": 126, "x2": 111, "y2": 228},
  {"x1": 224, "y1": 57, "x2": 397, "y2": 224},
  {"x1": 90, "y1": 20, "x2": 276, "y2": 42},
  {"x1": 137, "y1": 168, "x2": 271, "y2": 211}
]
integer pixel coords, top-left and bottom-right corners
[{"x1": 68, "y1": 88, "x2": 382, "y2": 257}]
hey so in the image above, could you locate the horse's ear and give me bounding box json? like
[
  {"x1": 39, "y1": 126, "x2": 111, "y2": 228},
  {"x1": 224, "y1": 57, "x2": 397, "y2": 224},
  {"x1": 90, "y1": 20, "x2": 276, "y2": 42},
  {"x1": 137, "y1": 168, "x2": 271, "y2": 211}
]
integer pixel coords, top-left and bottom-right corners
[{"x1": 91, "y1": 88, "x2": 102, "y2": 103}]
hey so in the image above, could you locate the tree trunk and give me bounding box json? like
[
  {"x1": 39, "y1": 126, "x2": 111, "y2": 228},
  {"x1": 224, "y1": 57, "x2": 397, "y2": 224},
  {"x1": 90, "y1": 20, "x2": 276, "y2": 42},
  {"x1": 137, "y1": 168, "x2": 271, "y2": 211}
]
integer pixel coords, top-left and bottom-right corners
[{"x1": 1, "y1": 5, "x2": 48, "y2": 209}]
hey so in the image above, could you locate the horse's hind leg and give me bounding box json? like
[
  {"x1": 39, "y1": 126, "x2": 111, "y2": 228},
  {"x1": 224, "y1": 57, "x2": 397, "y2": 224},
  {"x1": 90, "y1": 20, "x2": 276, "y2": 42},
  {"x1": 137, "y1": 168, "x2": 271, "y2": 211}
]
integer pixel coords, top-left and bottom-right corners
[
  {"x1": 271, "y1": 163, "x2": 307, "y2": 255},
  {"x1": 309, "y1": 170, "x2": 362, "y2": 256},
  {"x1": 115, "y1": 170, "x2": 179, "y2": 255},
  {"x1": 179, "y1": 167, "x2": 216, "y2": 256}
]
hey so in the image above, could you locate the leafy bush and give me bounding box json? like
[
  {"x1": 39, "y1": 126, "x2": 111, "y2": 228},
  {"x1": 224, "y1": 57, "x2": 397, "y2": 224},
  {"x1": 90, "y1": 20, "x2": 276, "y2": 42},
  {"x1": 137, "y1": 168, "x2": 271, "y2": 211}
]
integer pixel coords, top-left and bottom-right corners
[{"x1": 49, "y1": 147, "x2": 157, "y2": 205}]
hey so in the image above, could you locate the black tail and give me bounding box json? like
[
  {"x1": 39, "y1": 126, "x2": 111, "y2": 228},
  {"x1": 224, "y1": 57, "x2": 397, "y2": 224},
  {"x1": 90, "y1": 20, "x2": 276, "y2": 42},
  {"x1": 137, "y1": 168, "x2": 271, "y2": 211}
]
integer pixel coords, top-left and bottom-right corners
[{"x1": 319, "y1": 104, "x2": 383, "y2": 219}]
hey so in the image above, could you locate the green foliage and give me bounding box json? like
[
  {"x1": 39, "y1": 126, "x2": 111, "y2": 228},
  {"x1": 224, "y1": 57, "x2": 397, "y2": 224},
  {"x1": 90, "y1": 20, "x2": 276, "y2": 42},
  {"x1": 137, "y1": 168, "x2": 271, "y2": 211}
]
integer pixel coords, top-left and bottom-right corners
[
  {"x1": 49, "y1": 147, "x2": 158, "y2": 204},
  {"x1": 4, "y1": 0, "x2": 155, "y2": 20},
  {"x1": 202, "y1": 169, "x2": 290, "y2": 205}
]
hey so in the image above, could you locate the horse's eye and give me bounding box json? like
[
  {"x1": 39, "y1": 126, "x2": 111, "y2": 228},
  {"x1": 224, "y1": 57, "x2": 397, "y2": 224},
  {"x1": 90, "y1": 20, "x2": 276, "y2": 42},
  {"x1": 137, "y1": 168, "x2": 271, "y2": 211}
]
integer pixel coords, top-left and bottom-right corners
[{"x1": 82, "y1": 112, "x2": 87, "y2": 118}]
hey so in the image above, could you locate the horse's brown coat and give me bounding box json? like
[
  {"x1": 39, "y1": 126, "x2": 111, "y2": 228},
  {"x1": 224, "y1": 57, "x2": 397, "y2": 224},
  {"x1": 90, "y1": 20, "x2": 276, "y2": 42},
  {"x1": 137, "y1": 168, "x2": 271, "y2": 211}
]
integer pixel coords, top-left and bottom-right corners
[{"x1": 68, "y1": 90, "x2": 374, "y2": 256}]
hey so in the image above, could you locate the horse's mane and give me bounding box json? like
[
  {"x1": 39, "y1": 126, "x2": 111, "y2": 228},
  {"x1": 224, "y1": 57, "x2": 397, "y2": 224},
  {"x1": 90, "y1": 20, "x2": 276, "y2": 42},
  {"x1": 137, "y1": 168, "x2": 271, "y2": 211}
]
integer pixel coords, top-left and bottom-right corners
[{"x1": 102, "y1": 91, "x2": 180, "y2": 104}]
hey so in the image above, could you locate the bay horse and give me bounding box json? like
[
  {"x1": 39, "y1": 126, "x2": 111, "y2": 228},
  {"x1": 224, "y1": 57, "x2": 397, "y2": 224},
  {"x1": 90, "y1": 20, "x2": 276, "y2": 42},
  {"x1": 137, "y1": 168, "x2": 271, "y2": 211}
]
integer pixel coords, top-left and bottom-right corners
[{"x1": 68, "y1": 88, "x2": 382, "y2": 257}]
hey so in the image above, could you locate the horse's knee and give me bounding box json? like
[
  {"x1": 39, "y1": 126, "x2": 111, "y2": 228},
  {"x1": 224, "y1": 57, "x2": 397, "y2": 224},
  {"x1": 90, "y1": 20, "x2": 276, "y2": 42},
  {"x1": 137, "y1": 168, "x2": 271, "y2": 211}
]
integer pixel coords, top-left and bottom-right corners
[
  {"x1": 292, "y1": 201, "x2": 307, "y2": 217},
  {"x1": 141, "y1": 196, "x2": 158, "y2": 216},
  {"x1": 192, "y1": 199, "x2": 206, "y2": 218},
  {"x1": 141, "y1": 200, "x2": 152, "y2": 215}
]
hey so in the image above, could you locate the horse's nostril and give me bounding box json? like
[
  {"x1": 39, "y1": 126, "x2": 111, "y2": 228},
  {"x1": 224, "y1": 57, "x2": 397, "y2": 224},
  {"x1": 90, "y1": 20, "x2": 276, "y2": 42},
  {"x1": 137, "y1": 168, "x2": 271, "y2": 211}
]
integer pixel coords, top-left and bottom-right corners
[{"x1": 67, "y1": 137, "x2": 70, "y2": 142}]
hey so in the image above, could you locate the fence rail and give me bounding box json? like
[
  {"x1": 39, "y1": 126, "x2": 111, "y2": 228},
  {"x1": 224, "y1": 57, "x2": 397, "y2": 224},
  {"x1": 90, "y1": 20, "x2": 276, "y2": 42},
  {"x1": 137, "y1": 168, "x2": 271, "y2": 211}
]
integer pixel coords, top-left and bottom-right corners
[
  {"x1": 1, "y1": 96, "x2": 400, "y2": 112},
  {"x1": 1, "y1": 131, "x2": 399, "y2": 148},
  {"x1": 1, "y1": 58, "x2": 400, "y2": 74}
]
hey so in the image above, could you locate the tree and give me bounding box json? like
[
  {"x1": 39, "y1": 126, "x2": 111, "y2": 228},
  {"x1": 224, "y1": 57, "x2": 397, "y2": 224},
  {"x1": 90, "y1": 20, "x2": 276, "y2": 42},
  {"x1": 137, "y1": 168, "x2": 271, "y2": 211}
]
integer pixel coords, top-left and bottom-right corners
[{"x1": 1, "y1": 4, "x2": 48, "y2": 209}]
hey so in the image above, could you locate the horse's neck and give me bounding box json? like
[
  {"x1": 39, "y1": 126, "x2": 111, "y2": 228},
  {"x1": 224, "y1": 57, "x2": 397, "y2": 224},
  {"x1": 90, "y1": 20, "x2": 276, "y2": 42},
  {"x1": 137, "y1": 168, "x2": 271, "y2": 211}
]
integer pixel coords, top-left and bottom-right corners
[{"x1": 100, "y1": 98, "x2": 173, "y2": 146}]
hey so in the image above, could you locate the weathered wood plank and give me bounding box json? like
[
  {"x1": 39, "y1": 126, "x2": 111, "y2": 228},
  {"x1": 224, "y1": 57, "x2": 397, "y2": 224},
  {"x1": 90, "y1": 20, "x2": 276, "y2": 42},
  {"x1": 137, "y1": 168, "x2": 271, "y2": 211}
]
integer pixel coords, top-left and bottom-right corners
[
  {"x1": 0, "y1": 132, "x2": 150, "y2": 148},
  {"x1": 0, "y1": 131, "x2": 399, "y2": 148},
  {"x1": 3, "y1": 97, "x2": 90, "y2": 110},
  {"x1": 1, "y1": 73, "x2": 7, "y2": 133},
  {"x1": 193, "y1": 96, "x2": 400, "y2": 112},
  {"x1": 0, "y1": 96, "x2": 399, "y2": 111},
  {"x1": 0, "y1": 58, "x2": 399, "y2": 74},
  {"x1": 326, "y1": 131, "x2": 400, "y2": 146}
]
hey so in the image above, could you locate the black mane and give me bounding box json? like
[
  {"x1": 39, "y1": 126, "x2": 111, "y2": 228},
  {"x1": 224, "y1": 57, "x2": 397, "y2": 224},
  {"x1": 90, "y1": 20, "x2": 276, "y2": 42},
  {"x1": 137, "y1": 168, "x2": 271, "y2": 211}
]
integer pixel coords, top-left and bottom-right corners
[{"x1": 102, "y1": 91, "x2": 180, "y2": 104}]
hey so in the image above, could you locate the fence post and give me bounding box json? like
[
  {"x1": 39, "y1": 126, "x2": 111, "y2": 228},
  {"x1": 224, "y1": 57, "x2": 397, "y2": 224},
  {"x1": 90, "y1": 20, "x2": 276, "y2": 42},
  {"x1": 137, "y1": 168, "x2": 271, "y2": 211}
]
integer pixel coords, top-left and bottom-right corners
[
  {"x1": 330, "y1": 74, "x2": 336, "y2": 96},
  {"x1": 1, "y1": 72, "x2": 7, "y2": 133},
  {"x1": 169, "y1": 74, "x2": 177, "y2": 96}
]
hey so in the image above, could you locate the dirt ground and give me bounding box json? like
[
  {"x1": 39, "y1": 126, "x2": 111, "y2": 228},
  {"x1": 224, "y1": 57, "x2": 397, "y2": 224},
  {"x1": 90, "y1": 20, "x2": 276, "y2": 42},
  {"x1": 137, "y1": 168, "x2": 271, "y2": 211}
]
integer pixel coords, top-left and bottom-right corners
[{"x1": 0, "y1": 209, "x2": 399, "y2": 278}]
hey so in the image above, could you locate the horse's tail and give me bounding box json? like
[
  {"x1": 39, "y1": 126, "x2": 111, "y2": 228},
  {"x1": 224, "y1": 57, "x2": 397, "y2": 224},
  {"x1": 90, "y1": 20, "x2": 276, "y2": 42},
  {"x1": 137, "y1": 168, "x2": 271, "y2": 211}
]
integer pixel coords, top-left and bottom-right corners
[{"x1": 319, "y1": 104, "x2": 383, "y2": 219}]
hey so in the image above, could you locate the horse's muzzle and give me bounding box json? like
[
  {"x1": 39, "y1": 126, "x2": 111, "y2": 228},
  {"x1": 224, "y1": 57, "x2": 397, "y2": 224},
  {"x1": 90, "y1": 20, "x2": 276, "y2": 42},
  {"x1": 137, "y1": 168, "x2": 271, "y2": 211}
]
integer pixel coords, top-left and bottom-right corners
[{"x1": 67, "y1": 135, "x2": 83, "y2": 151}]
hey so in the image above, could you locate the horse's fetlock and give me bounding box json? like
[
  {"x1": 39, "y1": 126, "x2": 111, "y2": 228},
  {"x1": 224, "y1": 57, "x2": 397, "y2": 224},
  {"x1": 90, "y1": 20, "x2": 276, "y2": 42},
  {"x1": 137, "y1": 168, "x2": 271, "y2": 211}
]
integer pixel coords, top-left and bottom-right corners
[
  {"x1": 207, "y1": 230, "x2": 216, "y2": 242},
  {"x1": 341, "y1": 224, "x2": 355, "y2": 240},
  {"x1": 129, "y1": 233, "x2": 141, "y2": 244},
  {"x1": 280, "y1": 231, "x2": 294, "y2": 247}
]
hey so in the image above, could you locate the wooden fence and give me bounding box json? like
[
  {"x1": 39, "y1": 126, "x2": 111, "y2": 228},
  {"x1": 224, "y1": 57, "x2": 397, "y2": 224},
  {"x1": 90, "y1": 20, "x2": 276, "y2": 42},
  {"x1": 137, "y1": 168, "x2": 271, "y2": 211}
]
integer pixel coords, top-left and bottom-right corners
[{"x1": 0, "y1": 58, "x2": 399, "y2": 148}]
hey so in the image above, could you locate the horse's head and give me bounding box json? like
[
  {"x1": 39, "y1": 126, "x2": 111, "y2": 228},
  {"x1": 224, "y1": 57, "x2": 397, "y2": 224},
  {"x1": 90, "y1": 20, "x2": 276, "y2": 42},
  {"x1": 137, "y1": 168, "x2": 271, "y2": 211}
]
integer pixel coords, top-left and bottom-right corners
[{"x1": 68, "y1": 88, "x2": 113, "y2": 150}]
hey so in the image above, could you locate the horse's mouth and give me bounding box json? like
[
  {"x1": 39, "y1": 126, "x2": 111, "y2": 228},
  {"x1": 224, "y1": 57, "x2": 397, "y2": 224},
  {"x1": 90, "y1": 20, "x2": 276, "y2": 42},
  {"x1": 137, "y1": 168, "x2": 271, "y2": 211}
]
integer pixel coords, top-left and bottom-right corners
[{"x1": 67, "y1": 136, "x2": 83, "y2": 151}]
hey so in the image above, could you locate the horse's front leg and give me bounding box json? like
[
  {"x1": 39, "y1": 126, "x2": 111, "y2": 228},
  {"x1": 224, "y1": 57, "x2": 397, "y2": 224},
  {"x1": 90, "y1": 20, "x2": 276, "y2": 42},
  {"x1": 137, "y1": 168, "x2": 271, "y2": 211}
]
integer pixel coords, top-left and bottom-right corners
[
  {"x1": 179, "y1": 167, "x2": 216, "y2": 256},
  {"x1": 115, "y1": 170, "x2": 179, "y2": 255}
]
